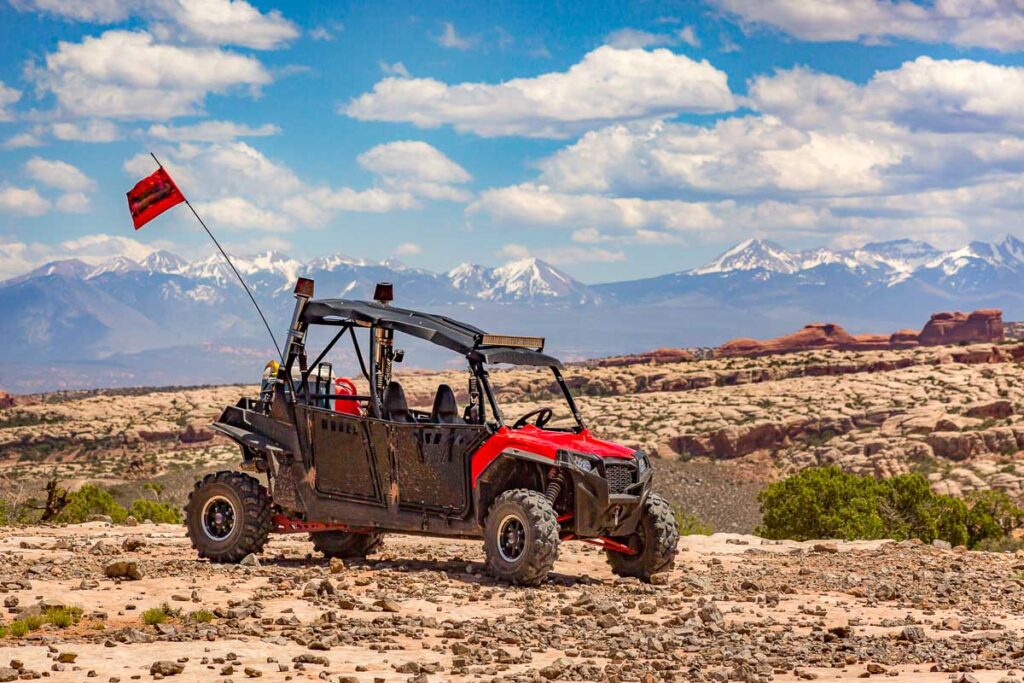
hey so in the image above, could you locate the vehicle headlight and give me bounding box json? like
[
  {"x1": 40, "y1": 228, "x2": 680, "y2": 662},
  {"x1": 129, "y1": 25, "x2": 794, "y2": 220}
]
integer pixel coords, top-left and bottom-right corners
[{"x1": 571, "y1": 454, "x2": 594, "y2": 472}]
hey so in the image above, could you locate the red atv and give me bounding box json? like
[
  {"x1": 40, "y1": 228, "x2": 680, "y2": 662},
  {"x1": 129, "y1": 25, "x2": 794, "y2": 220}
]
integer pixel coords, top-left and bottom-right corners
[{"x1": 185, "y1": 280, "x2": 678, "y2": 584}]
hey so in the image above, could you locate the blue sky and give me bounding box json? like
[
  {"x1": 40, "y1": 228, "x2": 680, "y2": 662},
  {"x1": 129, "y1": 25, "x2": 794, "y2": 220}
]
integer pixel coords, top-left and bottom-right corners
[{"x1": 2, "y1": 0, "x2": 1024, "y2": 282}]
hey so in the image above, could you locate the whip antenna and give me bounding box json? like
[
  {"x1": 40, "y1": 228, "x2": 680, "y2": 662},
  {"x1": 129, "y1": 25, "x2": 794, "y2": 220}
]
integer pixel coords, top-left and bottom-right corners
[{"x1": 149, "y1": 152, "x2": 285, "y2": 366}]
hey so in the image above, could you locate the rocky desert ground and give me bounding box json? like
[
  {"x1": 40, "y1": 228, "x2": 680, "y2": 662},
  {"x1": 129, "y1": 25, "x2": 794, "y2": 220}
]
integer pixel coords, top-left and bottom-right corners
[
  {"x1": 3, "y1": 339, "x2": 1024, "y2": 531},
  {"x1": 1, "y1": 339, "x2": 1024, "y2": 680},
  {"x1": 4, "y1": 522, "x2": 1024, "y2": 682}
]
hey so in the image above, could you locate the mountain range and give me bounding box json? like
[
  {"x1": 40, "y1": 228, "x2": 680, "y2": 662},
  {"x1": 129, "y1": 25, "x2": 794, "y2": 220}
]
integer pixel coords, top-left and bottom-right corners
[{"x1": 2, "y1": 235, "x2": 1022, "y2": 392}]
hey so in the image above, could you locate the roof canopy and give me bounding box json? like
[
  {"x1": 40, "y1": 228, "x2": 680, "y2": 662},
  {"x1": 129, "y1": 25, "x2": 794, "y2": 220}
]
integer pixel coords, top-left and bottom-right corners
[{"x1": 302, "y1": 299, "x2": 562, "y2": 368}]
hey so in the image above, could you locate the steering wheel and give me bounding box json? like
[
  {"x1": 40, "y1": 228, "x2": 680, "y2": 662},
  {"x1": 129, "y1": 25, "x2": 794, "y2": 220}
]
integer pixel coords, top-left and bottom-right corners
[{"x1": 513, "y1": 407, "x2": 554, "y2": 429}]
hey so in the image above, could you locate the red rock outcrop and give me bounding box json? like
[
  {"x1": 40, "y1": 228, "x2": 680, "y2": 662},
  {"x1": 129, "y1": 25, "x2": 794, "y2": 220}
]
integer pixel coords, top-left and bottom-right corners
[
  {"x1": 918, "y1": 309, "x2": 1004, "y2": 346},
  {"x1": 717, "y1": 323, "x2": 864, "y2": 357},
  {"x1": 0, "y1": 391, "x2": 14, "y2": 409},
  {"x1": 717, "y1": 310, "x2": 1002, "y2": 358},
  {"x1": 590, "y1": 348, "x2": 694, "y2": 367}
]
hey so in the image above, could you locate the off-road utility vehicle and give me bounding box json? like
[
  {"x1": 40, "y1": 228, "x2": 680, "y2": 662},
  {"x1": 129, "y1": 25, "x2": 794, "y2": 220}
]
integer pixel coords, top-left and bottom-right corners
[{"x1": 186, "y1": 279, "x2": 678, "y2": 584}]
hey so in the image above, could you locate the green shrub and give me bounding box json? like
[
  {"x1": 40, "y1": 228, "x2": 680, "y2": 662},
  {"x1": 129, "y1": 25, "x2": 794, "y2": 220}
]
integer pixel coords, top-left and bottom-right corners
[
  {"x1": 42, "y1": 606, "x2": 82, "y2": 629},
  {"x1": 757, "y1": 467, "x2": 1024, "y2": 550},
  {"x1": 127, "y1": 499, "x2": 183, "y2": 525},
  {"x1": 52, "y1": 485, "x2": 127, "y2": 524},
  {"x1": 675, "y1": 508, "x2": 713, "y2": 536},
  {"x1": 187, "y1": 609, "x2": 214, "y2": 624},
  {"x1": 7, "y1": 620, "x2": 28, "y2": 637},
  {"x1": 142, "y1": 608, "x2": 168, "y2": 626},
  {"x1": 142, "y1": 603, "x2": 179, "y2": 626}
]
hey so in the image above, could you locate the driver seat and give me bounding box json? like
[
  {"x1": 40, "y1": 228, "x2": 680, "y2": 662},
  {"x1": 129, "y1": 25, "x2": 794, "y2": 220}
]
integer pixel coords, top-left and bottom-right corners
[
  {"x1": 383, "y1": 381, "x2": 415, "y2": 423},
  {"x1": 431, "y1": 384, "x2": 464, "y2": 424}
]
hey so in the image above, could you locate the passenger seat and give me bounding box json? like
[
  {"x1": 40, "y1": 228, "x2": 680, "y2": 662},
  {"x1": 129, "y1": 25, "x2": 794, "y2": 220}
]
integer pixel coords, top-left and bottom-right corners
[
  {"x1": 383, "y1": 381, "x2": 415, "y2": 423},
  {"x1": 431, "y1": 384, "x2": 465, "y2": 424}
]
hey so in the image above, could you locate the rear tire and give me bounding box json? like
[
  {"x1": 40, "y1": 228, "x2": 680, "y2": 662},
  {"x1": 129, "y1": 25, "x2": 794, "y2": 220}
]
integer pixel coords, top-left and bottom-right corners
[
  {"x1": 186, "y1": 471, "x2": 272, "y2": 563},
  {"x1": 484, "y1": 489, "x2": 559, "y2": 586},
  {"x1": 605, "y1": 493, "x2": 678, "y2": 581},
  {"x1": 310, "y1": 530, "x2": 384, "y2": 559}
]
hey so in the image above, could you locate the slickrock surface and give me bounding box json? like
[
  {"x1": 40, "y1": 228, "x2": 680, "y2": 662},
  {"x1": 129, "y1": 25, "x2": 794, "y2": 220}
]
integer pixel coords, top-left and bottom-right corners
[
  {"x1": 2, "y1": 524, "x2": 1024, "y2": 682},
  {"x1": 1, "y1": 342, "x2": 1022, "y2": 532}
]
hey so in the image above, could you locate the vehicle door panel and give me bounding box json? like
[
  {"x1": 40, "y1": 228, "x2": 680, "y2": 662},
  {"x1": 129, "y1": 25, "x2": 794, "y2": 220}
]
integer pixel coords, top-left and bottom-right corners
[
  {"x1": 390, "y1": 423, "x2": 487, "y2": 516},
  {"x1": 299, "y1": 405, "x2": 383, "y2": 503}
]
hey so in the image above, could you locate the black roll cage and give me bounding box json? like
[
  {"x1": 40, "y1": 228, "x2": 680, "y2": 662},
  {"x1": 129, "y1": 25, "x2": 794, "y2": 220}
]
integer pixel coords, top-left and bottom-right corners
[{"x1": 280, "y1": 318, "x2": 586, "y2": 431}]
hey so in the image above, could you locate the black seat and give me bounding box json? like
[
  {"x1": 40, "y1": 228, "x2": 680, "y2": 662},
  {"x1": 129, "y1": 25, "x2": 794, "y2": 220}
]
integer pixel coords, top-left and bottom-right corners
[
  {"x1": 431, "y1": 384, "x2": 464, "y2": 424},
  {"x1": 383, "y1": 381, "x2": 414, "y2": 422}
]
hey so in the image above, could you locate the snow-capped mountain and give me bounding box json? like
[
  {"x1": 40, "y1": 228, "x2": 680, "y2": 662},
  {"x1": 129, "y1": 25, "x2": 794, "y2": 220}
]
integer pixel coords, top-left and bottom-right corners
[
  {"x1": 687, "y1": 237, "x2": 1020, "y2": 287},
  {"x1": 691, "y1": 239, "x2": 801, "y2": 275},
  {"x1": 2, "y1": 235, "x2": 1023, "y2": 391},
  {"x1": 449, "y1": 257, "x2": 596, "y2": 304}
]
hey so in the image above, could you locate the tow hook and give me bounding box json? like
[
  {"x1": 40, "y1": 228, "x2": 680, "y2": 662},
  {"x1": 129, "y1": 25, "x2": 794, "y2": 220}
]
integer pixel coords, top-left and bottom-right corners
[{"x1": 611, "y1": 505, "x2": 622, "y2": 527}]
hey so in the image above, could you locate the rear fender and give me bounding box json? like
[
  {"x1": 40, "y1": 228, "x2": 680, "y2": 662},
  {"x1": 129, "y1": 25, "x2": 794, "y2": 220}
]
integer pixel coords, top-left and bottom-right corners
[{"x1": 211, "y1": 399, "x2": 300, "y2": 464}]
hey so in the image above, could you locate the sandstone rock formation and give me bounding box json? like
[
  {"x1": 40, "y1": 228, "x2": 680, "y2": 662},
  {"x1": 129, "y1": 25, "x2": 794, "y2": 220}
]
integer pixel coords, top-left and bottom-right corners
[
  {"x1": 587, "y1": 347, "x2": 694, "y2": 367},
  {"x1": 918, "y1": 309, "x2": 1004, "y2": 346},
  {"x1": 717, "y1": 309, "x2": 1003, "y2": 358},
  {"x1": 0, "y1": 391, "x2": 13, "y2": 409}
]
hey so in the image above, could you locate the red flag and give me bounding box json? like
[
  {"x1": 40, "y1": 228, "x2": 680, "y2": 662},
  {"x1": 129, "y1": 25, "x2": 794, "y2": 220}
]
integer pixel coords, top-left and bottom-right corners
[{"x1": 127, "y1": 167, "x2": 185, "y2": 230}]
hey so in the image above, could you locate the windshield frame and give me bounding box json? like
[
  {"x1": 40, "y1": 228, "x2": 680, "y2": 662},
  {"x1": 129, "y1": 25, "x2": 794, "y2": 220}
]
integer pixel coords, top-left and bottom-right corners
[{"x1": 478, "y1": 364, "x2": 588, "y2": 432}]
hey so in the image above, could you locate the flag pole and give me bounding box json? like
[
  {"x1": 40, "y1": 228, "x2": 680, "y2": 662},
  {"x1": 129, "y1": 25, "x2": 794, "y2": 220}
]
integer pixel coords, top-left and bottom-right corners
[{"x1": 149, "y1": 152, "x2": 286, "y2": 367}]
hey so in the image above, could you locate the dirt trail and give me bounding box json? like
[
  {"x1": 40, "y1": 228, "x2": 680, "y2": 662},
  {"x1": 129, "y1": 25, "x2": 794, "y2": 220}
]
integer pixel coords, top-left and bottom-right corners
[{"x1": 0, "y1": 523, "x2": 1022, "y2": 682}]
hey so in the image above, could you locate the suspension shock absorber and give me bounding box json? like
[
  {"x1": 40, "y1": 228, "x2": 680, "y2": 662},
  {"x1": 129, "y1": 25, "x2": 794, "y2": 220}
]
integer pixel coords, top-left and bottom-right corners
[{"x1": 545, "y1": 466, "x2": 565, "y2": 504}]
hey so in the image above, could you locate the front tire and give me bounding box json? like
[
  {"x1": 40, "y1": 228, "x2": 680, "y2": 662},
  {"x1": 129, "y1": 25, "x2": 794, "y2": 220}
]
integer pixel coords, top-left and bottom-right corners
[
  {"x1": 605, "y1": 493, "x2": 678, "y2": 581},
  {"x1": 310, "y1": 531, "x2": 384, "y2": 559},
  {"x1": 484, "y1": 489, "x2": 559, "y2": 586},
  {"x1": 186, "y1": 471, "x2": 272, "y2": 563}
]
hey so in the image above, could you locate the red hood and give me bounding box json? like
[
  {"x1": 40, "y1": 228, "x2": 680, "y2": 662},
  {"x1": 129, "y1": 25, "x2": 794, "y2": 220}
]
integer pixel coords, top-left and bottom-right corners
[
  {"x1": 498, "y1": 425, "x2": 635, "y2": 459},
  {"x1": 470, "y1": 425, "x2": 636, "y2": 485}
]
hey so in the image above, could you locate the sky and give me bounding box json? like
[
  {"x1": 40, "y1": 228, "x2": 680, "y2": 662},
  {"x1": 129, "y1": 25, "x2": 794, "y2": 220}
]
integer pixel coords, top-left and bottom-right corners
[{"x1": 1, "y1": 0, "x2": 1024, "y2": 283}]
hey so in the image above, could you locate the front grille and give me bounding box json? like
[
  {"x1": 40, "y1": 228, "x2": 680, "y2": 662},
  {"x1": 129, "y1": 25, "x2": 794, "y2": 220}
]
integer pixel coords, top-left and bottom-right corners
[{"x1": 605, "y1": 464, "x2": 635, "y2": 494}]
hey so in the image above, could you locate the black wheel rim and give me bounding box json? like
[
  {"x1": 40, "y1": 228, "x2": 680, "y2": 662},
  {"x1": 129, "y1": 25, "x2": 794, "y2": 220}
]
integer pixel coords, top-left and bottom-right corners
[
  {"x1": 497, "y1": 514, "x2": 526, "y2": 563},
  {"x1": 201, "y1": 496, "x2": 236, "y2": 542}
]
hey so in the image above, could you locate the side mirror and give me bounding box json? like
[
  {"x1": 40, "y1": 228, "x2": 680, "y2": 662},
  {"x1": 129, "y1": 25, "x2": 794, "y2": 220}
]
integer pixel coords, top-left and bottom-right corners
[{"x1": 394, "y1": 349, "x2": 405, "y2": 363}]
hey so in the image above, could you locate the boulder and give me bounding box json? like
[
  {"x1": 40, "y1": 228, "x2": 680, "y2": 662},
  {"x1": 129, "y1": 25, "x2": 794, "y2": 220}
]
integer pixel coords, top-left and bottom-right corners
[
  {"x1": 918, "y1": 309, "x2": 1004, "y2": 346},
  {"x1": 179, "y1": 422, "x2": 214, "y2": 443}
]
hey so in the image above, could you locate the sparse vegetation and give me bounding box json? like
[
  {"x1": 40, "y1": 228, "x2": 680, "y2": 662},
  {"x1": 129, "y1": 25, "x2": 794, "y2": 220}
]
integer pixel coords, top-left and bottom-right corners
[
  {"x1": 757, "y1": 467, "x2": 1024, "y2": 550},
  {"x1": 675, "y1": 507, "x2": 713, "y2": 536},
  {"x1": 142, "y1": 603, "x2": 180, "y2": 626}
]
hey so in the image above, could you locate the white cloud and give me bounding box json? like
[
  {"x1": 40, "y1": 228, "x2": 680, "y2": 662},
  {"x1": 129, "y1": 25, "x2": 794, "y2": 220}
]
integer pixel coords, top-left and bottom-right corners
[
  {"x1": 25, "y1": 157, "x2": 95, "y2": 192},
  {"x1": 605, "y1": 28, "x2": 678, "y2": 49},
  {"x1": 499, "y1": 243, "x2": 626, "y2": 266},
  {"x1": 750, "y1": 58, "x2": 1024, "y2": 134},
  {"x1": 436, "y1": 22, "x2": 472, "y2": 50},
  {"x1": 0, "y1": 186, "x2": 51, "y2": 216},
  {"x1": 194, "y1": 196, "x2": 289, "y2": 231},
  {"x1": 357, "y1": 140, "x2": 472, "y2": 201},
  {"x1": 35, "y1": 30, "x2": 271, "y2": 120},
  {"x1": 56, "y1": 192, "x2": 91, "y2": 213},
  {"x1": 712, "y1": 0, "x2": 1024, "y2": 52},
  {"x1": 395, "y1": 242, "x2": 421, "y2": 256},
  {"x1": 51, "y1": 119, "x2": 121, "y2": 142},
  {"x1": 147, "y1": 120, "x2": 280, "y2": 142},
  {"x1": 13, "y1": 0, "x2": 298, "y2": 50},
  {"x1": 3, "y1": 132, "x2": 45, "y2": 149},
  {"x1": 0, "y1": 233, "x2": 159, "y2": 279},
  {"x1": 0, "y1": 81, "x2": 20, "y2": 121},
  {"x1": 282, "y1": 188, "x2": 418, "y2": 225},
  {"x1": 469, "y1": 183, "x2": 826, "y2": 239},
  {"x1": 678, "y1": 25, "x2": 701, "y2": 48},
  {"x1": 345, "y1": 46, "x2": 736, "y2": 138},
  {"x1": 605, "y1": 25, "x2": 701, "y2": 49},
  {"x1": 379, "y1": 61, "x2": 410, "y2": 78},
  {"x1": 171, "y1": 0, "x2": 298, "y2": 50}
]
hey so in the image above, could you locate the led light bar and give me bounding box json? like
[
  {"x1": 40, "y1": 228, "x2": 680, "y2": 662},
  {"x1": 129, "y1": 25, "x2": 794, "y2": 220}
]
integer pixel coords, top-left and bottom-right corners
[{"x1": 478, "y1": 334, "x2": 545, "y2": 350}]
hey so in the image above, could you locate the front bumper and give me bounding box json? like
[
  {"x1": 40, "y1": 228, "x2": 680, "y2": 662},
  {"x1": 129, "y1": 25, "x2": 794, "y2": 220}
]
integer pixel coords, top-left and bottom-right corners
[{"x1": 557, "y1": 450, "x2": 653, "y2": 537}]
